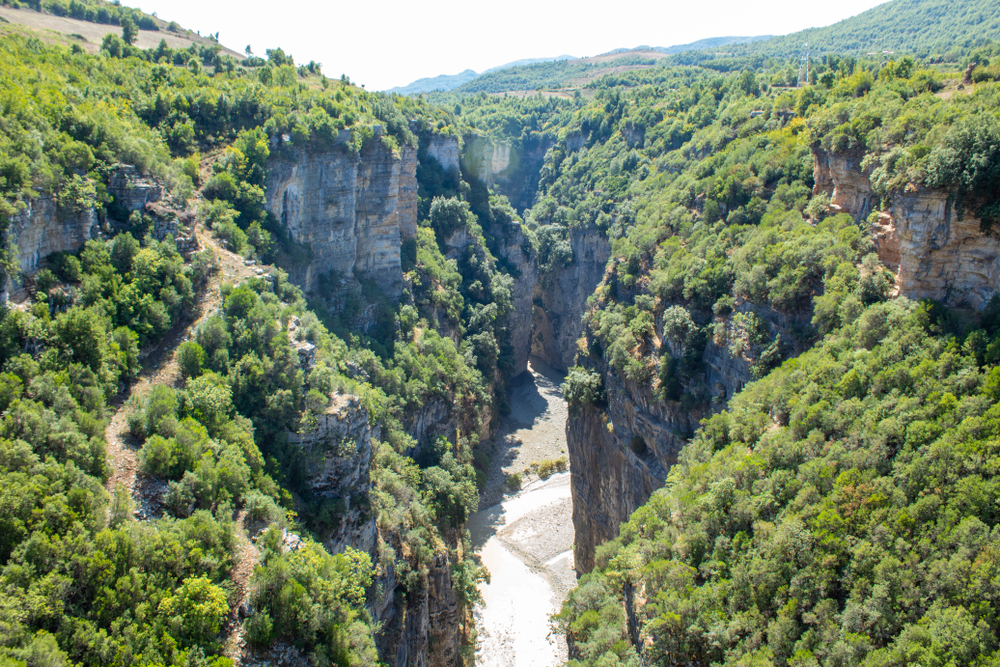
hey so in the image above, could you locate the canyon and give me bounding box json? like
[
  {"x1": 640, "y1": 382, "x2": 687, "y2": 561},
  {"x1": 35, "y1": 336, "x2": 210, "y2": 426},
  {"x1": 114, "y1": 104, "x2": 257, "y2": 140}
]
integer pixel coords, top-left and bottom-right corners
[{"x1": 10, "y1": 128, "x2": 1000, "y2": 662}]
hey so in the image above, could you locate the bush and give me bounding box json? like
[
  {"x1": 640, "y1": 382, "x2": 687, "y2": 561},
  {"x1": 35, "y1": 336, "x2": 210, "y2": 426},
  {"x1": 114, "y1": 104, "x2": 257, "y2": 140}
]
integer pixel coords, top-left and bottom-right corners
[
  {"x1": 561, "y1": 366, "x2": 604, "y2": 408},
  {"x1": 177, "y1": 341, "x2": 206, "y2": 378},
  {"x1": 533, "y1": 457, "x2": 568, "y2": 479},
  {"x1": 505, "y1": 473, "x2": 522, "y2": 492}
]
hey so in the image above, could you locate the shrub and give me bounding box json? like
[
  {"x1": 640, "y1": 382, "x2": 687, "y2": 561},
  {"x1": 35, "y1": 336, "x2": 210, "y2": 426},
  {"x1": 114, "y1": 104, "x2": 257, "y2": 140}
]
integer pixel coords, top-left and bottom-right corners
[
  {"x1": 533, "y1": 457, "x2": 568, "y2": 479},
  {"x1": 562, "y1": 366, "x2": 604, "y2": 408},
  {"x1": 177, "y1": 341, "x2": 207, "y2": 378}
]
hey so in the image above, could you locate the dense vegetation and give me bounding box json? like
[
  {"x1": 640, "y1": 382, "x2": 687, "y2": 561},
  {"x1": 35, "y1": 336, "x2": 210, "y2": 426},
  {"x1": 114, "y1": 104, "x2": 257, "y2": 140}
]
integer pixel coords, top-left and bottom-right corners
[
  {"x1": 0, "y1": 21, "x2": 494, "y2": 667},
  {"x1": 559, "y1": 300, "x2": 1000, "y2": 666},
  {"x1": 6, "y1": 0, "x2": 1000, "y2": 664}
]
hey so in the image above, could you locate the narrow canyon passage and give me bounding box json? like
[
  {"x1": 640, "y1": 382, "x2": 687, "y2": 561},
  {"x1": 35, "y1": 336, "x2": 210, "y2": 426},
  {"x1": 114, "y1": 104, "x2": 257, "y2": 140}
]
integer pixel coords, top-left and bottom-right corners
[{"x1": 468, "y1": 358, "x2": 576, "y2": 667}]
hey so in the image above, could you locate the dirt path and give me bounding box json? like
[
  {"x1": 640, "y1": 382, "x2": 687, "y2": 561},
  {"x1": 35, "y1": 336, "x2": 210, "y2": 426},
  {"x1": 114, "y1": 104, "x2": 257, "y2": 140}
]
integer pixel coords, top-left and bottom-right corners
[
  {"x1": 224, "y1": 509, "x2": 261, "y2": 664},
  {"x1": 103, "y1": 225, "x2": 257, "y2": 515},
  {"x1": 100, "y1": 224, "x2": 267, "y2": 660}
]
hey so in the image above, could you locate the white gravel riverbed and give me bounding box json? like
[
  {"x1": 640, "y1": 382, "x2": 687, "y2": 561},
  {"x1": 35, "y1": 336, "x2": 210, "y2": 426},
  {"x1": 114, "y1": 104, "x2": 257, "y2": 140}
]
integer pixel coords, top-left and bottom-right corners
[{"x1": 468, "y1": 357, "x2": 575, "y2": 667}]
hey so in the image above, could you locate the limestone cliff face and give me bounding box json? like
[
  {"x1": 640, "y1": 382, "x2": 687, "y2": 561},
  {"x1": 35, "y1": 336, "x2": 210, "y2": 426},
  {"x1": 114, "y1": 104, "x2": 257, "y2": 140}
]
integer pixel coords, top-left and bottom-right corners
[
  {"x1": 568, "y1": 362, "x2": 698, "y2": 572},
  {"x1": 532, "y1": 226, "x2": 611, "y2": 371},
  {"x1": 374, "y1": 552, "x2": 461, "y2": 667},
  {"x1": 814, "y1": 147, "x2": 1000, "y2": 308},
  {"x1": 294, "y1": 392, "x2": 463, "y2": 666},
  {"x1": 8, "y1": 197, "x2": 99, "y2": 276},
  {"x1": 5, "y1": 164, "x2": 164, "y2": 295},
  {"x1": 463, "y1": 134, "x2": 554, "y2": 212},
  {"x1": 265, "y1": 131, "x2": 417, "y2": 297},
  {"x1": 290, "y1": 392, "x2": 378, "y2": 555},
  {"x1": 425, "y1": 134, "x2": 461, "y2": 177}
]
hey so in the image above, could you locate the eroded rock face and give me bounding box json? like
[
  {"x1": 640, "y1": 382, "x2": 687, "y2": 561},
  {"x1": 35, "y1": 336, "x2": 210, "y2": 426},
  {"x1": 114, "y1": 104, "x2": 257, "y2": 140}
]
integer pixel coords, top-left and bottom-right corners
[
  {"x1": 291, "y1": 392, "x2": 379, "y2": 554},
  {"x1": 812, "y1": 149, "x2": 875, "y2": 223},
  {"x1": 8, "y1": 197, "x2": 99, "y2": 277},
  {"x1": 425, "y1": 134, "x2": 461, "y2": 177},
  {"x1": 293, "y1": 393, "x2": 465, "y2": 666},
  {"x1": 265, "y1": 132, "x2": 417, "y2": 297},
  {"x1": 814, "y1": 147, "x2": 1000, "y2": 308},
  {"x1": 493, "y1": 217, "x2": 538, "y2": 376},
  {"x1": 375, "y1": 552, "x2": 461, "y2": 667},
  {"x1": 893, "y1": 191, "x2": 1000, "y2": 307},
  {"x1": 532, "y1": 226, "x2": 611, "y2": 371},
  {"x1": 108, "y1": 164, "x2": 163, "y2": 214},
  {"x1": 568, "y1": 365, "x2": 698, "y2": 573}
]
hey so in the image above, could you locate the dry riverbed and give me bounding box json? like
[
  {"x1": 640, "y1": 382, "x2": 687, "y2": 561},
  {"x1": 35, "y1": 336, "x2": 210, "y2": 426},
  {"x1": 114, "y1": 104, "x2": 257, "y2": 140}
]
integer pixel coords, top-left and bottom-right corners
[{"x1": 468, "y1": 357, "x2": 575, "y2": 667}]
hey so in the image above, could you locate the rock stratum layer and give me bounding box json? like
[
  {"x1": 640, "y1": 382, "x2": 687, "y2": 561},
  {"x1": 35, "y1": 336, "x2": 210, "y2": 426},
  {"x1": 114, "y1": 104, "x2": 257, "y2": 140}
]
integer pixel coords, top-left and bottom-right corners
[
  {"x1": 814, "y1": 148, "x2": 1000, "y2": 308},
  {"x1": 265, "y1": 131, "x2": 418, "y2": 297}
]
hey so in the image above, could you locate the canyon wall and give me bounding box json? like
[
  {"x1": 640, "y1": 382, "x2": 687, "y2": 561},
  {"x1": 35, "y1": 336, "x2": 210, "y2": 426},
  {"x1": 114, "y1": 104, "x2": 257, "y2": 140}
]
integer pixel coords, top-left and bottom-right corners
[
  {"x1": 531, "y1": 226, "x2": 611, "y2": 371},
  {"x1": 568, "y1": 364, "x2": 698, "y2": 572},
  {"x1": 463, "y1": 134, "x2": 554, "y2": 213},
  {"x1": 814, "y1": 147, "x2": 1000, "y2": 308},
  {"x1": 292, "y1": 391, "x2": 462, "y2": 667},
  {"x1": 265, "y1": 129, "x2": 418, "y2": 297},
  {"x1": 5, "y1": 164, "x2": 163, "y2": 292}
]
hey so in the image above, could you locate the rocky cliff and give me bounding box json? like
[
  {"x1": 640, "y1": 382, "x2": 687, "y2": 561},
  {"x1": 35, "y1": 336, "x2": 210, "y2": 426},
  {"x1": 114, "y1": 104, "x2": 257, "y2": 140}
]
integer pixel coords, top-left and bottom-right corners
[
  {"x1": 814, "y1": 147, "x2": 1000, "y2": 308},
  {"x1": 265, "y1": 130, "x2": 418, "y2": 297},
  {"x1": 463, "y1": 134, "x2": 554, "y2": 213},
  {"x1": 568, "y1": 364, "x2": 698, "y2": 572},
  {"x1": 531, "y1": 226, "x2": 611, "y2": 371},
  {"x1": 4, "y1": 164, "x2": 167, "y2": 296},
  {"x1": 290, "y1": 392, "x2": 379, "y2": 555},
  {"x1": 292, "y1": 391, "x2": 463, "y2": 667}
]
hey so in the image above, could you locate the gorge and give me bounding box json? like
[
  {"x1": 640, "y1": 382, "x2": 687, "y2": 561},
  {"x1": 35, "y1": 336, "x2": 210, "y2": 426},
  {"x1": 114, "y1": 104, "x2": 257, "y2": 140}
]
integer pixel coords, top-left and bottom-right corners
[{"x1": 5, "y1": 5, "x2": 1000, "y2": 665}]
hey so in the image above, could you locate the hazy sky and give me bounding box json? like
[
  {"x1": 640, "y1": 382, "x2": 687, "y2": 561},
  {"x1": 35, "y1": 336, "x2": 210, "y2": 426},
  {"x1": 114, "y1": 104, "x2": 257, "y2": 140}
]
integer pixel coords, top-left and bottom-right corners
[{"x1": 131, "y1": 0, "x2": 890, "y2": 91}]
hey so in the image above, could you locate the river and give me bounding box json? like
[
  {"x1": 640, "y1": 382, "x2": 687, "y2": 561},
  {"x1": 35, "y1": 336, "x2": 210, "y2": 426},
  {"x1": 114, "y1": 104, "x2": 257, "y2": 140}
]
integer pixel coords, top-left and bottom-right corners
[{"x1": 468, "y1": 357, "x2": 576, "y2": 667}]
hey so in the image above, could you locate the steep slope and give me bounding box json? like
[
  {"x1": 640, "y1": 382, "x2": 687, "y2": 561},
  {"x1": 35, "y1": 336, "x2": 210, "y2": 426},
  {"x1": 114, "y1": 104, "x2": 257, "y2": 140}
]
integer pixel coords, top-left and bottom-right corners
[{"x1": 729, "y1": 0, "x2": 1000, "y2": 58}]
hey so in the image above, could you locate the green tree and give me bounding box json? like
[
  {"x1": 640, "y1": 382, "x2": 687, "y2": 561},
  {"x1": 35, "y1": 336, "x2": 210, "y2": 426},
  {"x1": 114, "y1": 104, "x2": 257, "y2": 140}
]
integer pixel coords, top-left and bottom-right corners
[{"x1": 121, "y1": 15, "x2": 138, "y2": 46}]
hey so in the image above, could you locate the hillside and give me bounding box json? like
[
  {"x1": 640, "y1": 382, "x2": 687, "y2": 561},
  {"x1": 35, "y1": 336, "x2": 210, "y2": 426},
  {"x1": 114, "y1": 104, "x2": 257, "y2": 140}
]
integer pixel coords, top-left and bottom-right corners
[
  {"x1": 723, "y1": 0, "x2": 1000, "y2": 60},
  {"x1": 0, "y1": 2, "x2": 242, "y2": 57},
  {"x1": 398, "y1": 38, "x2": 767, "y2": 97},
  {"x1": 386, "y1": 55, "x2": 577, "y2": 95}
]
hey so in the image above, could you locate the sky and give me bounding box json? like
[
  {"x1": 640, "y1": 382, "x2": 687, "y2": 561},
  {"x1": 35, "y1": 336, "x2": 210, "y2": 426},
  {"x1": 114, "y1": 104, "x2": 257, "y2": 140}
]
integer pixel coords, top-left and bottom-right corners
[{"x1": 131, "y1": 0, "x2": 891, "y2": 91}]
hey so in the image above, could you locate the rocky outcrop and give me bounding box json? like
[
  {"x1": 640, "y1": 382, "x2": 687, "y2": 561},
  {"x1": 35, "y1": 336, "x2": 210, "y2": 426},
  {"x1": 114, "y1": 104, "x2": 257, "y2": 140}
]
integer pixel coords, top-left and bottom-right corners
[
  {"x1": 5, "y1": 164, "x2": 161, "y2": 282},
  {"x1": 294, "y1": 392, "x2": 464, "y2": 666},
  {"x1": 532, "y1": 226, "x2": 611, "y2": 371},
  {"x1": 374, "y1": 552, "x2": 462, "y2": 667},
  {"x1": 463, "y1": 134, "x2": 554, "y2": 212},
  {"x1": 567, "y1": 358, "x2": 703, "y2": 572},
  {"x1": 7, "y1": 197, "x2": 100, "y2": 277},
  {"x1": 265, "y1": 130, "x2": 417, "y2": 297},
  {"x1": 108, "y1": 164, "x2": 163, "y2": 214},
  {"x1": 812, "y1": 149, "x2": 875, "y2": 223},
  {"x1": 814, "y1": 147, "x2": 1000, "y2": 308},
  {"x1": 892, "y1": 191, "x2": 1000, "y2": 307},
  {"x1": 425, "y1": 134, "x2": 461, "y2": 177},
  {"x1": 291, "y1": 392, "x2": 378, "y2": 554},
  {"x1": 489, "y1": 214, "x2": 538, "y2": 376}
]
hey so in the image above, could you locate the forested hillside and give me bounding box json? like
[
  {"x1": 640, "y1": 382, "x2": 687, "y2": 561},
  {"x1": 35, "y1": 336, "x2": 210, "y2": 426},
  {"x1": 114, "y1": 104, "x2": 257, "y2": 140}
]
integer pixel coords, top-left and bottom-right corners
[
  {"x1": 4, "y1": 0, "x2": 1000, "y2": 665},
  {"x1": 442, "y1": 5, "x2": 1000, "y2": 666},
  {"x1": 0, "y1": 20, "x2": 500, "y2": 667}
]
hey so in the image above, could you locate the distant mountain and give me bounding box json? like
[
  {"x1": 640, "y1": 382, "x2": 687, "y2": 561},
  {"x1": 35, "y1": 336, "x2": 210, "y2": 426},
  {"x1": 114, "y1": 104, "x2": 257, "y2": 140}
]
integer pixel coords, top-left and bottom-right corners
[
  {"x1": 654, "y1": 35, "x2": 773, "y2": 54},
  {"x1": 601, "y1": 36, "x2": 773, "y2": 57},
  {"x1": 387, "y1": 70, "x2": 480, "y2": 95},
  {"x1": 386, "y1": 55, "x2": 576, "y2": 94},
  {"x1": 483, "y1": 55, "x2": 575, "y2": 73}
]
